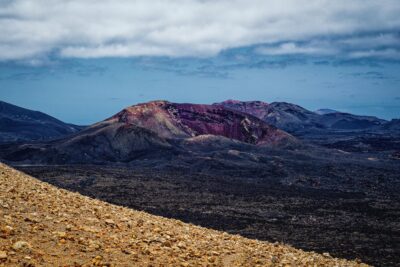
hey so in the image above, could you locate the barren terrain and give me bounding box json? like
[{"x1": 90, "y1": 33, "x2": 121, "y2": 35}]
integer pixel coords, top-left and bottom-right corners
[
  {"x1": 17, "y1": 156, "x2": 400, "y2": 267},
  {"x1": 0, "y1": 163, "x2": 369, "y2": 266}
]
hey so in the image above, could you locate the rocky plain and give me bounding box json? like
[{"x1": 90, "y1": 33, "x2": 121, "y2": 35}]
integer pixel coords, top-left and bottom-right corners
[
  {"x1": 0, "y1": 163, "x2": 370, "y2": 266},
  {"x1": 16, "y1": 148, "x2": 400, "y2": 267}
]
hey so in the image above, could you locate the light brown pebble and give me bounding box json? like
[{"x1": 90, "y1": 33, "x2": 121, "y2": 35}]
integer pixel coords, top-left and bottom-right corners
[
  {"x1": 12, "y1": 241, "x2": 31, "y2": 251},
  {"x1": 0, "y1": 251, "x2": 7, "y2": 259}
]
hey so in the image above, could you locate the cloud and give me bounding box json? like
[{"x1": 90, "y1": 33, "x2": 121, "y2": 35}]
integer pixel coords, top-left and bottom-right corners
[
  {"x1": 0, "y1": 0, "x2": 399, "y2": 60},
  {"x1": 257, "y1": 42, "x2": 337, "y2": 56},
  {"x1": 257, "y1": 33, "x2": 400, "y2": 59},
  {"x1": 349, "y1": 49, "x2": 400, "y2": 59},
  {"x1": 0, "y1": 58, "x2": 107, "y2": 80}
]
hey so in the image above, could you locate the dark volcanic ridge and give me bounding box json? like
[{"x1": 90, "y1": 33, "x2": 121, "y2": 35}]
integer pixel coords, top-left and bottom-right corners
[{"x1": 0, "y1": 100, "x2": 83, "y2": 143}]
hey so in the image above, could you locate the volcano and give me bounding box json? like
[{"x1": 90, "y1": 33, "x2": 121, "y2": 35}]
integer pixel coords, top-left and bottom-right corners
[
  {"x1": 108, "y1": 100, "x2": 293, "y2": 145},
  {"x1": 0, "y1": 100, "x2": 295, "y2": 164}
]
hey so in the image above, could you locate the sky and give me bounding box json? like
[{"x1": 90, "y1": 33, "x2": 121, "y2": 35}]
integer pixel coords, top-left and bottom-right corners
[{"x1": 0, "y1": 0, "x2": 399, "y2": 125}]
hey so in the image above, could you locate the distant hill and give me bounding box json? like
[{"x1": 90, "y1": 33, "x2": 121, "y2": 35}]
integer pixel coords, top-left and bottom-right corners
[
  {"x1": 215, "y1": 100, "x2": 386, "y2": 133},
  {"x1": 0, "y1": 163, "x2": 368, "y2": 266},
  {"x1": 0, "y1": 100, "x2": 83, "y2": 143}
]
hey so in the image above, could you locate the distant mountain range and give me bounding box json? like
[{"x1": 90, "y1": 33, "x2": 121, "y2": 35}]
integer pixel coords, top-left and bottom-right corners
[
  {"x1": 0, "y1": 99, "x2": 399, "y2": 164},
  {"x1": 0, "y1": 101, "x2": 83, "y2": 143},
  {"x1": 214, "y1": 100, "x2": 388, "y2": 133}
]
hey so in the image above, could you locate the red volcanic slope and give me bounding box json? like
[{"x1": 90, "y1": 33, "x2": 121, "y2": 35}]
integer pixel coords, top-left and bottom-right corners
[{"x1": 108, "y1": 101, "x2": 294, "y2": 145}]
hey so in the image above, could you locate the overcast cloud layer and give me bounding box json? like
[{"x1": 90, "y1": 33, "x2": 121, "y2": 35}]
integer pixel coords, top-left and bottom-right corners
[{"x1": 0, "y1": 0, "x2": 399, "y2": 61}]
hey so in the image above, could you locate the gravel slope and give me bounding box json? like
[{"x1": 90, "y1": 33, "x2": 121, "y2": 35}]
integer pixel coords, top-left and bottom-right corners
[{"x1": 0, "y1": 163, "x2": 368, "y2": 266}]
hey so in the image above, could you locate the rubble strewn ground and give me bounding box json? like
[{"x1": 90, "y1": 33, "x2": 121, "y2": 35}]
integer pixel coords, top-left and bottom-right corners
[
  {"x1": 19, "y1": 161, "x2": 400, "y2": 267},
  {"x1": 0, "y1": 163, "x2": 369, "y2": 266}
]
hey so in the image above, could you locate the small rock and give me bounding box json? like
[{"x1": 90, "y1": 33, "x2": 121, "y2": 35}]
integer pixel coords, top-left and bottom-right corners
[
  {"x1": 1, "y1": 225, "x2": 14, "y2": 236},
  {"x1": 24, "y1": 216, "x2": 40, "y2": 223},
  {"x1": 1, "y1": 203, "x2": 10, "y2": 209},
  {"x1": 105, "y1": 219, "x2": 116, "y2": 225},
  {"x1": 163, "y1": 240, "x2": 172, "y2": 247},
  {"x1": 0, "y1": 251, "x2": 7, "y2": 259},
  {"x1": 177, "y1": 242, "x2": 186, "y2": 249},
  {"x1": 121, "y1": 249, "x2": 132, "y2": 254},
  {"x1": 210, "y1": 251, "x2": 220, "y2": 256},
  {"x1": 87, "y1": 240, "x2": 102, "y2": 251},
  {"x1": 54, "y1": 231, "x2": 67, "y2": 238},
  {"x1": 12, "y1": 241, "x2": 31, "y2": 251},
  {"x1": 136, "y1": 219, "x2": 144, "y2": 227}
]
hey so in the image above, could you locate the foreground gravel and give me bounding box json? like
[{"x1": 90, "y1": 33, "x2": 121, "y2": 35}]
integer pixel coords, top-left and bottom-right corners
[{"x1": 0, "y1": 163, "x2": 368, "y2": 266}]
